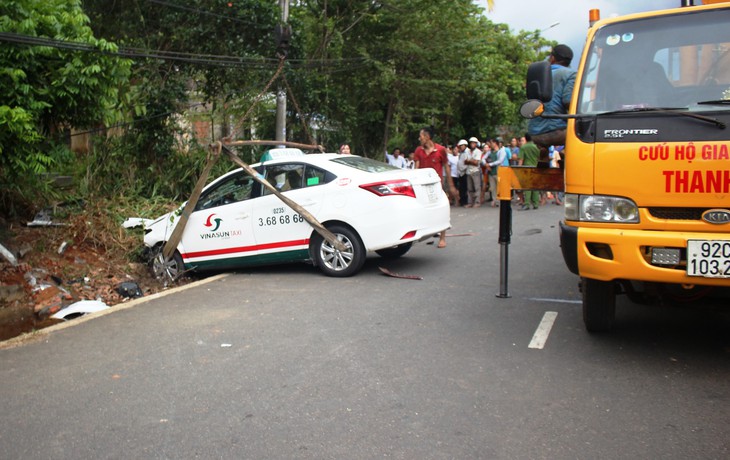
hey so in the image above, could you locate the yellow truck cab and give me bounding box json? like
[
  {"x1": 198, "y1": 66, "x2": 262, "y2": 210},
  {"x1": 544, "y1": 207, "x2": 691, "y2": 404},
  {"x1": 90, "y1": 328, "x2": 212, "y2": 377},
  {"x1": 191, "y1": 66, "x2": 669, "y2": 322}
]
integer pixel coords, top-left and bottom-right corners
[{"x1": 523, "y1": 1, "x2": 730, "y2": 331}]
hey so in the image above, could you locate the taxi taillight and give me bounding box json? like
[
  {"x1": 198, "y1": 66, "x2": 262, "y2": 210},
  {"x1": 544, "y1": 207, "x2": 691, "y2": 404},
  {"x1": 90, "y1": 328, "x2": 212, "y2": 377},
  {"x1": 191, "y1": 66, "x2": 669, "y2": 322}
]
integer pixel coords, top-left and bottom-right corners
[{"x1": 359, "y1": 180, "x2": 416, "y2": 198}]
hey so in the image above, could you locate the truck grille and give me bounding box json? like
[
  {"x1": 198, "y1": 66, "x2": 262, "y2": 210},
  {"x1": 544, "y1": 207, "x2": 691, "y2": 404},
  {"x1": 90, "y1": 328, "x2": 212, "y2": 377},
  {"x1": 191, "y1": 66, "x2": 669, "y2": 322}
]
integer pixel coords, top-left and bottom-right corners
[{"x1": 648, "y1": 207, "x2": 709, "y2": 221}]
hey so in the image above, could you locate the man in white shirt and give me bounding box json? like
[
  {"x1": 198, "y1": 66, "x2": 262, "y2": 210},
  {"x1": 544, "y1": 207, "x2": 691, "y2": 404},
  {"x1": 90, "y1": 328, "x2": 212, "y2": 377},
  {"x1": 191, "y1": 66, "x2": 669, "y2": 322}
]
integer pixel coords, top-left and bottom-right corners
[
  {"x1": 386, "y1": 147, "x2": 408, "y2": 169},
  {"x1": 464, "y1": 137, "x2": 483, "y2": 207}
]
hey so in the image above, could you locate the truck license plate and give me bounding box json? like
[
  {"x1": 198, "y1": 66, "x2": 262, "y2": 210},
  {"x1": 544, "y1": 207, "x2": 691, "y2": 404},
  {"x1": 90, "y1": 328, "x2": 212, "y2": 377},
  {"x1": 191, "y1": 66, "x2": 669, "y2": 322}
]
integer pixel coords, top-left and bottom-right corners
[{"x1": 686, "y1": 240, "x2": 730, "y2": 278}]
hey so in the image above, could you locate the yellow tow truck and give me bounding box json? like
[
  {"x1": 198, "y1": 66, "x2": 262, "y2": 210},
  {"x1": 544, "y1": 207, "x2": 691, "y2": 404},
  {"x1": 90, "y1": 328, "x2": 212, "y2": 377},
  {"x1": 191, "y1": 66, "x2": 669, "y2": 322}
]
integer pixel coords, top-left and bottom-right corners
[{"x1": 520, "y1": 0, "x2": 730, "y2": 331}]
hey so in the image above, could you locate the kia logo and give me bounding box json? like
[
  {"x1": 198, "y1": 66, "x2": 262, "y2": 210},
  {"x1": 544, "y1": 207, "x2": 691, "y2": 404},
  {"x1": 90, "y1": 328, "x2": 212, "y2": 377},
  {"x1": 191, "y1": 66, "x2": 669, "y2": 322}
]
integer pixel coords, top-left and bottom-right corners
[{"x1": 702, "y1": 209, "x2": 730, "y2": 225}]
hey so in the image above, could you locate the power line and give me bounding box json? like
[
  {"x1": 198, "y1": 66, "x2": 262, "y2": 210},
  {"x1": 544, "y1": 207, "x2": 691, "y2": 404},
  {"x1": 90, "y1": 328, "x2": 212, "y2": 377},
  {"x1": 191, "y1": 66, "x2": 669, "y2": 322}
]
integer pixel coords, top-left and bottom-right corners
[{"x1": 0, "y1": 31, "x2": 367, "y2": 70}]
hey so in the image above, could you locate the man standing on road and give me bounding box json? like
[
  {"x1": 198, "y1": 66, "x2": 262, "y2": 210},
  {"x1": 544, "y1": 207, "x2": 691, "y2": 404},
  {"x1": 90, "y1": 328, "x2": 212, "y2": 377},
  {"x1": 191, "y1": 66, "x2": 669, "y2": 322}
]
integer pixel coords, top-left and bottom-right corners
[
  {"x1": 464, "y1": 137, "x2": 483, "y2": 208},
  {"x1": 518, "y1": 133, "x2": 541, "y2": 210},
  {"x1": 414, "y1": 126, "x2": 456, "y2": 248},
  {"x1": 484, "y1": 139, "x2": 504, "y2": 207},
  {"x1": 528, "y1": 44, "x2": 576, "y2": 165}
]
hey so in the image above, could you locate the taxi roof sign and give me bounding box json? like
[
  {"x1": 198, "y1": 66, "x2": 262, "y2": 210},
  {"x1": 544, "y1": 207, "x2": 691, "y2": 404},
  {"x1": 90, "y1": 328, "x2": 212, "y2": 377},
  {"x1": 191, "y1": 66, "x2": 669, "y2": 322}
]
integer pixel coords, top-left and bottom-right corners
[{"x1": 260, "y1": 148, "x2": 305, "y2": 162}]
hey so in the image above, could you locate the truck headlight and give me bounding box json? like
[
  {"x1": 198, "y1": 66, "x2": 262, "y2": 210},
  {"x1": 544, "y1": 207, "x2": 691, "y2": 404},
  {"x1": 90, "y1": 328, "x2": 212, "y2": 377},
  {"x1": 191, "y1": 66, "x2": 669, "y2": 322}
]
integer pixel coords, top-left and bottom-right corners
[{"x1": 564, "y1": 194, "x2": 639, "y2": 223}]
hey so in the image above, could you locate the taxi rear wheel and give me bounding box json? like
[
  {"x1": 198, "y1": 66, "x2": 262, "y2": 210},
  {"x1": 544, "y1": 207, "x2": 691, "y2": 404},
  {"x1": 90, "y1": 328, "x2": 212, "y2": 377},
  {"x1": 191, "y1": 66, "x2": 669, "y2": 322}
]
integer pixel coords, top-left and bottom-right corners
[
  {"x1": 375, "y1": 242, "x2": 412, "y2": 259},
  {"x1": 312, "y1": 225, "x2": 365, "y2": 277}
]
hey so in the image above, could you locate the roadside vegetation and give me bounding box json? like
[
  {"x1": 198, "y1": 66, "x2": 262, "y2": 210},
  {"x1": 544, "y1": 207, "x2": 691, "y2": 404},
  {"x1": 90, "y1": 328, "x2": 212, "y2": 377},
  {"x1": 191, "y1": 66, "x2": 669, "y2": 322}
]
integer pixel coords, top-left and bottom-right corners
[{"x1": 0, "y1": 0, "x2": 554, "y2": 337}]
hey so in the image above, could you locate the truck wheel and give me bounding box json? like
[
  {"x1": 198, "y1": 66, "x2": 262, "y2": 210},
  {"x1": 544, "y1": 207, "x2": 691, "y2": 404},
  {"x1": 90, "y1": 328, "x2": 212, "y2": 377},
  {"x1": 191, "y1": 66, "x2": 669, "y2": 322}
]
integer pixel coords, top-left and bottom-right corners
[
  {"x1": 312, "y1": 225, "x2": 366, "y2": 277},
  {"x1": 375, "y1": 242, "x2": 412, "y2": 259},
  {"x1": 582, "y1": 277, "x2": 616, "y2": 332}
]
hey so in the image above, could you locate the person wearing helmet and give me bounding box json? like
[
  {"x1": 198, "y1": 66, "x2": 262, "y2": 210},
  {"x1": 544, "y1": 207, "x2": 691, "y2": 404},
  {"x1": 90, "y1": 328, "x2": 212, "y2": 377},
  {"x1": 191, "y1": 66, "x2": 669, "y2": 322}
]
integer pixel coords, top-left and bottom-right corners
[
  {"x1": 455, "y1": 139, "x2": 469, "y2": 206},
  {"x1": 464, "y1": 137, "x2": 483, "y2": 208}
]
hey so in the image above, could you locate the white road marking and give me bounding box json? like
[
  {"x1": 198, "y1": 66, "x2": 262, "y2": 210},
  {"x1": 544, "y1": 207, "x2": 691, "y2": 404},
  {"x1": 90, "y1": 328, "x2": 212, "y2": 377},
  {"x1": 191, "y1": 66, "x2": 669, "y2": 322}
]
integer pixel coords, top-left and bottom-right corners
[
  {"x1": 528, "y1": 297, "x2": 582, "y2": 304},
  {"x1": 528, "y1": 311, "x2": 559, "y2": 350}
]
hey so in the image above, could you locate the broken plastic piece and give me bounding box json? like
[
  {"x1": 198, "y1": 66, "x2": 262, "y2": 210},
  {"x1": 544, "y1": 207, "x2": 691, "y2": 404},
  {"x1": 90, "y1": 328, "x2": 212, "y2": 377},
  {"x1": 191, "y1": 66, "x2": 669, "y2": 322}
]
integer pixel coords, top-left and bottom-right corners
[
  {"x1": 122, "y1": 217, "x2": 154, "y2": 229},
  {"x1": 0, "y1": 242, "x2": 18, "y2": 266},
  {"x1": 50, "y1": 300, "x2": 109, "y2": 321}
]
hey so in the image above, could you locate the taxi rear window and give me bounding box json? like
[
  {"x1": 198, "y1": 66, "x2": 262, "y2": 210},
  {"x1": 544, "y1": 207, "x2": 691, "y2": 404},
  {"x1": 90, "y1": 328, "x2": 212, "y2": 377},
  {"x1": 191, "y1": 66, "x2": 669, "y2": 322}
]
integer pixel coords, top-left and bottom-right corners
[{"x1": 331, "y1": 156, "x2": 395, "y2": 173}]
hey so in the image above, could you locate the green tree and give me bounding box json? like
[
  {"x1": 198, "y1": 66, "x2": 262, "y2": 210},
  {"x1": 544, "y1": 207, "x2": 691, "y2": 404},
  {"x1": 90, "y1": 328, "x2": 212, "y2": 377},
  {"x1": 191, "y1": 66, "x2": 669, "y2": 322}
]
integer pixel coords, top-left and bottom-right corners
[
  {"x1": 0, "y1": 0, "x2": 131, "y2": 213},
  {"x1": 79, "y1": 0, "x2": 279, "y2": 198},
  {"x1": 287, "y1": 0, "x2": 550, "y2": 155}
]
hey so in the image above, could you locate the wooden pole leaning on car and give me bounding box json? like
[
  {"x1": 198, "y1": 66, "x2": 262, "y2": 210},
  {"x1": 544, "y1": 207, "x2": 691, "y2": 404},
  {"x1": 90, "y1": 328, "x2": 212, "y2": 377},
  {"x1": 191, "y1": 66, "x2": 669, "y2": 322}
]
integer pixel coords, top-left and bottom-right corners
[
  {"x1": 222, "y1": 139, "x2": 325, "y2": 153},
  {"x1": 161, "y1": 148, "x2": 221, "y2": 262},
  {"x1": 217, "y1": 142, "x2": 347, "y2": 252}
]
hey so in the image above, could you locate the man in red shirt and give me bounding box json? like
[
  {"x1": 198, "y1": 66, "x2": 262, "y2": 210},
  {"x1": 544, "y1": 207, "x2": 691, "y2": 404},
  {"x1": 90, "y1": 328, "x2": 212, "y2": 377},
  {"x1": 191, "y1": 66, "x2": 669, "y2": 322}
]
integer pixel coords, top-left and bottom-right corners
[{"x1": 414, "y1": 126, "x2": 456, "y2": 248}]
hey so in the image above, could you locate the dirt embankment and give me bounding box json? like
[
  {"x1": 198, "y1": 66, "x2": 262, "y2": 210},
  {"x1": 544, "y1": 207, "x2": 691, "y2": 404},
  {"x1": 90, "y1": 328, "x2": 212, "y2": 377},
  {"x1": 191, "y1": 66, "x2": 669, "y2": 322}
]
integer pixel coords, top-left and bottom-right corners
[{"x1": 0, "y1": 206, "x2": 176, "y2": 341}]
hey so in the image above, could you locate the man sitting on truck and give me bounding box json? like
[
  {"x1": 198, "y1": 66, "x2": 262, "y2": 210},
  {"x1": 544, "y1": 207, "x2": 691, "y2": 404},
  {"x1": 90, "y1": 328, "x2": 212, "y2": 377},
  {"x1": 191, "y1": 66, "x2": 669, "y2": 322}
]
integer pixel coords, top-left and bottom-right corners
[{"x1": 528, "y1": 44, "x2": 576, "y2": 165}]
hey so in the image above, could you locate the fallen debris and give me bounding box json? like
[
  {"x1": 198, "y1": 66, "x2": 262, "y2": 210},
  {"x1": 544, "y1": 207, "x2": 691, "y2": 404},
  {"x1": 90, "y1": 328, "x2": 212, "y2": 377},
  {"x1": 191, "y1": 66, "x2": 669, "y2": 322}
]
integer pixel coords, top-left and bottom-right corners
[
  {"x1": 115, "y1": 281, "x2": 144, "y2": 299},
  {"x1": 378, "y1": 266, "x2": 423, "y2": 280},
  {"x1": 0, "y1": 243, "x2": 18, "y2": 266},
  {"x1": 122, "y1": 217, "x2": 153, "y2": 229},
  {"x1": 51, "y1": 300, "x2": 110, "y2": 321}
]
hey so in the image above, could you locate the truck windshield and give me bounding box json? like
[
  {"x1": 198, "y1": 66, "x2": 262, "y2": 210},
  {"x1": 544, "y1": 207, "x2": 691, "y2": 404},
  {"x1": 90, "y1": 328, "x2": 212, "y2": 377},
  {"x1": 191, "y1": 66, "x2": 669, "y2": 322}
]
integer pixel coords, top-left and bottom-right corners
[{"x1": 577, "y1": 7, "x2": 730, "y2": 114}]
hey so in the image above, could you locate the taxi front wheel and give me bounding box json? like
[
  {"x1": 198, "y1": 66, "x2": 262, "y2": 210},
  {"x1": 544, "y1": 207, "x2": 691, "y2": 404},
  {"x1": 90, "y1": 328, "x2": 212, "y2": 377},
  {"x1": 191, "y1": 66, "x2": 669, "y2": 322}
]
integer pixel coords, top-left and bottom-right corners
[
  {"x1": 312, "y1": 225, "x2": 365, "y2": 277},
  {"x1": 151, "y1": 248, "x2": 185, "y2": 281}
]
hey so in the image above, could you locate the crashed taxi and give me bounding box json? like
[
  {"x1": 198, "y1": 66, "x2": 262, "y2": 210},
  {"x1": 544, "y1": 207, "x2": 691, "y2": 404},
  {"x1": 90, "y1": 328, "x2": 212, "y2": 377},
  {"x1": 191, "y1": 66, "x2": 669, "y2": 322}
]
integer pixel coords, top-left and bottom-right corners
[{"x1": 144, "y1": 149, "x2": 450, "y2": 277}]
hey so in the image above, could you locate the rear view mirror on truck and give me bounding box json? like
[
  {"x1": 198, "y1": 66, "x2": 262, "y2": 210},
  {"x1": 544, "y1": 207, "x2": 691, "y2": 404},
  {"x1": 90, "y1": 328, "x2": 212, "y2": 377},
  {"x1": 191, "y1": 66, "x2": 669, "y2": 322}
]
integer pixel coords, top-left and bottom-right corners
[{"x1": 526, "y1": 61, "x2": 553, "y2": 102}]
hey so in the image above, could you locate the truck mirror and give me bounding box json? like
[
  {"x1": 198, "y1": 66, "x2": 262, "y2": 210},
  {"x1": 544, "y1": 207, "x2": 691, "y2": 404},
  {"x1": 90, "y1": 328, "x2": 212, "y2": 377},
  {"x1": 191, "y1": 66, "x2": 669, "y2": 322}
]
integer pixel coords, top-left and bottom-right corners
[
  {"x1": 520, "y1": 100, "x2": 545, "y2": 119},
  {"x1": 526, "y1": 61, "x2": 553, "y2": 102}
]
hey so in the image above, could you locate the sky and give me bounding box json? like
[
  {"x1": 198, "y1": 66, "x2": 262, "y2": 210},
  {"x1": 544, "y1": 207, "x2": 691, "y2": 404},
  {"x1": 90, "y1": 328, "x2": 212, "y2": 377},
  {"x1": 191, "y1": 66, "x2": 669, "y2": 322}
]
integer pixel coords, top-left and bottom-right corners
[{"x1": 475, "y1": 0, "x2": 700, "y2": 67}]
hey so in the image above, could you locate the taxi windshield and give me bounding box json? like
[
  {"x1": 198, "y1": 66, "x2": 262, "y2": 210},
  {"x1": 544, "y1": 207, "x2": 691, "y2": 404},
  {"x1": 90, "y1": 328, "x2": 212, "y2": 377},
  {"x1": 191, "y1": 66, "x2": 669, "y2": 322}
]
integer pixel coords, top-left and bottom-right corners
[{"x1": 577, "y1": 7, "x2": 730, "y2": 114}]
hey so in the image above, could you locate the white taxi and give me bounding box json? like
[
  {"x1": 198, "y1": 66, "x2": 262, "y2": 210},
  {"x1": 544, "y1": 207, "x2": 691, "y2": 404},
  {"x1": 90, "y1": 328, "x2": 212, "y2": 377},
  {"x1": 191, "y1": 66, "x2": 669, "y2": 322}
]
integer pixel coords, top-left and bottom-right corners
[{"x1": 145, "y1": 149, "x2": 450, "y2": 277}]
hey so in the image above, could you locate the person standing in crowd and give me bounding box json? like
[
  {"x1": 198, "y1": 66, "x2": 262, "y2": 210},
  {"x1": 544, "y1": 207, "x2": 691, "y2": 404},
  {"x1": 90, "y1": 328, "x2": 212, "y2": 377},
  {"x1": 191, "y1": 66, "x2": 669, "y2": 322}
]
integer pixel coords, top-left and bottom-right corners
[
  {"x1": 463, "y1": 137, "x2": 483, "y2": 208},
  {"x1": 387, "y1": 147, "x2": 408, "y2": 169},
  {"x1": 528, "y1": 44, "x2": 576, "y2": 164},
  {"x1": 509, "y1": 137, "x2": 521, "y2": 166},
  {"x1": 405, "y1": 151, "x2": 415, "y2": 169},
  {"x1": 485, "y1": 138, "x2": 506, "y2": 207},
  {"x1": 518, "y1": 133, "x2": 541, "y2": 210},
  {"x1": 479, "y1": 140, "x2": 492, "y2": 205},
  {"x1": 339, "y1": 143, "x2": 351, "y2": 155},
  {"x1": 414, "y1": 126, "x2": 456, "y2": 248},
  {"x1": 550, "y1": 145, "x2": 564, "y2": 205},
  {"x1": 455, "y1": 139, "x2": 469, "y2": 206},
  {"x1": 447, "y1": 143, "x2": 462, "y2": 206}
]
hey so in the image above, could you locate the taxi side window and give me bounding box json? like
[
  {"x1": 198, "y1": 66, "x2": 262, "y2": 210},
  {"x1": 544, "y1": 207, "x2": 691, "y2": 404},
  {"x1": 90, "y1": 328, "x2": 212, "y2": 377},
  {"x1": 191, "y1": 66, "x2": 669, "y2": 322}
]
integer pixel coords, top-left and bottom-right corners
[
  {"x1": 263, "y1": 164, "x2": 306, "y2": 195},
  {"x1": 195, "y1": 173, "x2": 255, "y2": 211},
  {"x1": 304, "y1": 165, "x2": 334, "y2": 187}
]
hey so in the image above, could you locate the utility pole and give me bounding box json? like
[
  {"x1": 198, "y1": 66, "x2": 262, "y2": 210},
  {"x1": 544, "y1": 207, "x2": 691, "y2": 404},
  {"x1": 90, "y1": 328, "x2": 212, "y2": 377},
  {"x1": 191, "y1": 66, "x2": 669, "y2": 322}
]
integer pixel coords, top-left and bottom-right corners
[{"x1": 275, "y1": 0, "x2": 289, "y2": 144}]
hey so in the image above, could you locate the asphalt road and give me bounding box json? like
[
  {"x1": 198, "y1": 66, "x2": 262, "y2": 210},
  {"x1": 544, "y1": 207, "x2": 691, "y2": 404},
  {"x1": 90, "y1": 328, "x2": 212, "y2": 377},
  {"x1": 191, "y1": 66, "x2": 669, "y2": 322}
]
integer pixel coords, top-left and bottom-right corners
[{"x1": 1, "y1": 201, "x2": 729, "y2": 459}]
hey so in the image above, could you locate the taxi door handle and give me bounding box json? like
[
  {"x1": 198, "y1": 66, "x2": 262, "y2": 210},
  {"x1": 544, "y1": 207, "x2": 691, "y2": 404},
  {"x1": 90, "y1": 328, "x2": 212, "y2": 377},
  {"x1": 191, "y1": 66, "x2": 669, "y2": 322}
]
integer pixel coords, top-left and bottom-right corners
[
  {"x1": 299, "y1": 200, "x2": 317, "y2": 207},
  {"x1": 235, "y1": 213, "x2": 250, "y2": 220}
]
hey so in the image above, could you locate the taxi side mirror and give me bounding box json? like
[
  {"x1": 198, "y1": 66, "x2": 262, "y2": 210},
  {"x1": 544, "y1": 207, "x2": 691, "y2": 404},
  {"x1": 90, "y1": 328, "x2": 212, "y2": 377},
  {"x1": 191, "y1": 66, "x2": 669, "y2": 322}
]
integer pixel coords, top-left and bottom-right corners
[{"x1": 526, "y1": 61, "x2": 553, "y2": 102}]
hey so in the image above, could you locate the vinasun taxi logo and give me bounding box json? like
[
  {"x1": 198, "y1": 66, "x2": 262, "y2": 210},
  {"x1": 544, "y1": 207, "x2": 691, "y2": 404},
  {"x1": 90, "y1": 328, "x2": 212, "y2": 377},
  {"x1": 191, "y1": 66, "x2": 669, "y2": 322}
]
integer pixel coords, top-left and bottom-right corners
[{"x1": 200, "y1": 214, "x2": 241, "y2": 239}]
